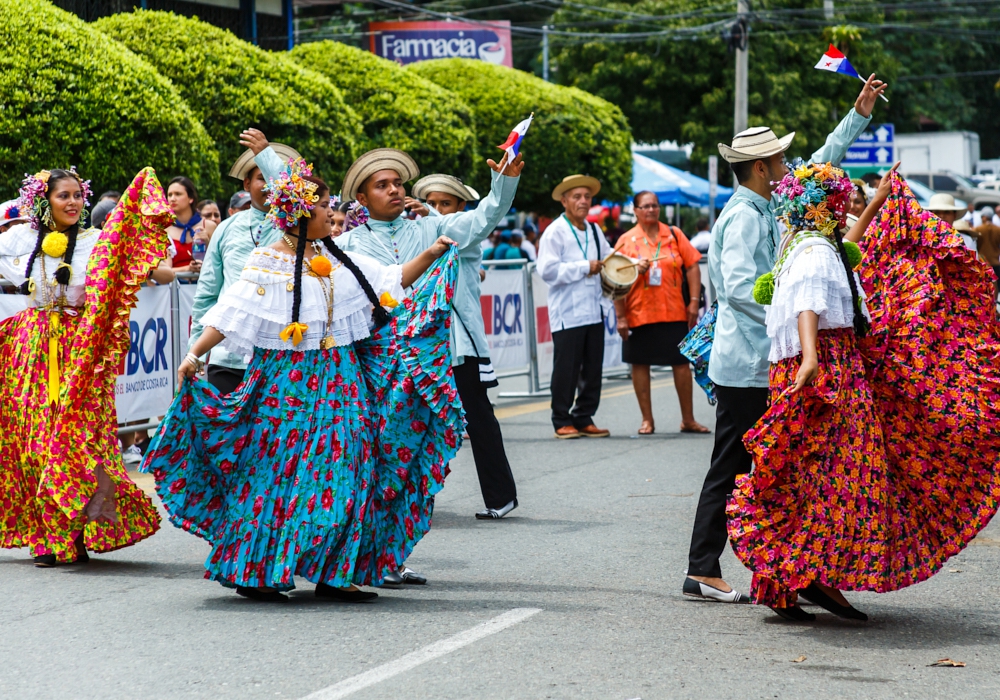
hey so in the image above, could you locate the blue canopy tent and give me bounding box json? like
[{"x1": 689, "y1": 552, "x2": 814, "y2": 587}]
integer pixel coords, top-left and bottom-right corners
[{"x1": 631, "y1": 153, "x2": 734, "y2": 208}]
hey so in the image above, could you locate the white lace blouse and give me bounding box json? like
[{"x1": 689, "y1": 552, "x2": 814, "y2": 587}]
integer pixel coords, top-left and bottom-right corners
[
  {"x1": 201, "y1": 246, "x2": 403, "y2": 358},
  {"x1": 0, "y1": 223, "x2": 100, "y2": 308},
  {"x1": 765, "y1": 237, "x2": 870, "y2": 362}
]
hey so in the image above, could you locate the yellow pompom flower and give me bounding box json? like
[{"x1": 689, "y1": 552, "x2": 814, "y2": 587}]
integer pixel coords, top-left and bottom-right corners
[
  {"x1": 41, "y1": 232, "x2": 69, "y2": 258},
  {"x1": 309, "y1": 255, "x2": 332, "y2": 277}
]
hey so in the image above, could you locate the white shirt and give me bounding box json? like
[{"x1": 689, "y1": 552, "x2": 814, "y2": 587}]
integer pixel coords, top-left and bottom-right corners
[
  {"x1": 689, "y1": 230, "x2": 712, "y2": 253},
  {"x1": 536, "y1": 215, "x2": 613, "y2": 331},
  {"x1": 519, "y1": 239, "x2": 537, "y2": 261}
]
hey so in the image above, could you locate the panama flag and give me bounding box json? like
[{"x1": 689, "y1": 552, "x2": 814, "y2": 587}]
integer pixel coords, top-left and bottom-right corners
[
  {"x1": 815, "y1": 44, "x2": 861, "y2": 79},
  {"x1": 497, "y1": 114, "x2": 533, "y2": 170}
]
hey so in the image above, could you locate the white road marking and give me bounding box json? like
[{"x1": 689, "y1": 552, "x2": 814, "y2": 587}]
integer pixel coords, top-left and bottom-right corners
[{"x1": 298, "y1": 607, "x2": 542, "y2": 700}]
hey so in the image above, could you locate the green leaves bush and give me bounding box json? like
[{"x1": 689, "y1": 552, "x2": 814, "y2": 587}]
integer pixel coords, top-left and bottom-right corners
[
  {"x1": 411, "y1": 59, "x2": 633, "y2": 214},
  {"x1": 0, "y1": 0, "x2": 219, "y2": 200},
  {"x1": 96, "y1": 11, "x2": 363, "y2": 191},
  {"x1": 290, "y1": 41, "x2": 478, "y2": 186}
]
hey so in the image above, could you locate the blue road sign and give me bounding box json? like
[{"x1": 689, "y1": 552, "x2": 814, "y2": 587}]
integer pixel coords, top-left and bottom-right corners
[{"x1": 845, "y1": 123, "x2": 894, "y2": 165}]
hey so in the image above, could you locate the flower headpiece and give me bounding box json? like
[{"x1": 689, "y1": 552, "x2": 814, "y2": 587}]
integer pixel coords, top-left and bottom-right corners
[
  {"x1": 17, "y1": 167, "x2": 92, "y2": 229},
  {"x1": 772, "y1": 159, "x2": 854, "y2": 239},
  {"x1": 265, "y1": 158, "x2": 319, "y2": 230},
  {"x1": 342, "y1": 201, "x2": 369, "y2": 233}
]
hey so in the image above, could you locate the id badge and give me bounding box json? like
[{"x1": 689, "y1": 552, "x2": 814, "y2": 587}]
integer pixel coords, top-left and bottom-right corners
[{"x1": 648, "y1": 266, "x2": 662, "y2": 286}]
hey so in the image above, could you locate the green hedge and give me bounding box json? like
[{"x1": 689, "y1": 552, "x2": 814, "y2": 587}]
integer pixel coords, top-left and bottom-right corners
[
  {"x1": 0, "y1": 0, "x2": 220, "y2": 201},
  {"x1": 411, "y1": 59, "x2": 633, "y2": 214},
  {"x1": 97, "y1": 11, "x2": 363, "y2": 190},
  {"x1": 290, "y1": 41, "x2": 478, "y2": 185}
]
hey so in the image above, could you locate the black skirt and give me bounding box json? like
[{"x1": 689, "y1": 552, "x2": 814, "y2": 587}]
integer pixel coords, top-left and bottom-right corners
[{"x1": 622, "y1": 321, "x2": 689, "y2": 366}]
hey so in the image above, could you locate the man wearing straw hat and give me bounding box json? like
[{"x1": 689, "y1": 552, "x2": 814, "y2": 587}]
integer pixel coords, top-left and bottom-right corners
[
  {"x1": 928, "y1": 192, "x2": 976, "y2": 251},
  {"x1": 683, "y1": 76, "x2": 888, "y2": 607},
  {"x1": 411, "y1": 172, "x2": 519, "y2": 525},
  {"x1": 189, "y1": 128, "x2": 300, "y2": 395},
  {"x1": 537, "y1": 174, "x2": 616, "y2": 440}
]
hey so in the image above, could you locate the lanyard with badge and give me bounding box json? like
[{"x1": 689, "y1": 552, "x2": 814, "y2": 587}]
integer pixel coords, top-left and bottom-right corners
[
  {"x1": 562, "y1": 214, "x2": 590, "y2": 260},
  {"x1": 643, "y1": 236, "x2": 663, "y2": 286}
]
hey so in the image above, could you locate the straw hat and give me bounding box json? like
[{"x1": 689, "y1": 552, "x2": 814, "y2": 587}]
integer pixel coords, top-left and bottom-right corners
[
  {"x1": 718, "y1": 126, "x2": 796, "y2": 164},
  {"x1": 927, "y1": 193, "x2": 965, "y2": 213},
  {"x1": 228, "y1": 143, "x2": 302, "y2": 181},
  {"x1": 342, "y1": 148, "x2": 420, "y2": 201},
  {"x1": 953, "y1": 218, "x2": 975, "y2": 233},
  {"x1": 412, "y1": 174, "x2": 480, "y2": 202},
  {"x1": 551, "y1": 174, "x2": 601, "y2": 201}
]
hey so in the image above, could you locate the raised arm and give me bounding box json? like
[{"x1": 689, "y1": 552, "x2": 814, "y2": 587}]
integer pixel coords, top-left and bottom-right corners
[
  {"x1": 809, "y1": 74, "x2": 887, "y2": 166},
  {"x1": 401, "y1": 236, "x2": 456, "y2": 287},
  {"x1": 845, "y1": 162, "x2": 898, "y2": 243}
]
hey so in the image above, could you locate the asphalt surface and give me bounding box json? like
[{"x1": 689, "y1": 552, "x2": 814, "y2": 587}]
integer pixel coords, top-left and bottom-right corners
[{"x1": 2, "y1": 375, "x2": 999, "y2": 699}]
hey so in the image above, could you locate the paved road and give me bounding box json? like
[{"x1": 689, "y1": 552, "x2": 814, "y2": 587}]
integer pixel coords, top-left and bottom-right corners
[{"x1": 2, "y1": 377, "x2": 999, "y2": 699}]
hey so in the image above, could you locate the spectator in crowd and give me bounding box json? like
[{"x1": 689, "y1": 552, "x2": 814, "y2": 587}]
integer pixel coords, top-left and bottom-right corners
[
  {"x1": 519, "y1": 226, "x2": 537, "y2": 261},
  {"x1": 227, "y1": 190, "x2": 252, "y2": 217},
  {"x1": 971, "y1": 217, "x2": 1000, "y2": 291},
  {"x1": 537, "y1": 174, "x2": 614, "y2": 439},
  {"x1": 973, "y1": 204, "x2": 1000, "y2": 228},
  {"x1": 332, "y1": 200, "x2": 351, "y2": 237},
  {"x1": 97, "y1": 190, "x2": 120, "y2": 204},
  {"x1": 198, "y1": 199, "x2": 222, "y2": 224},
  {"x1": 850, "y1": 179, "x2": 868, "y2": 217},
  {"x1": 929, "y1": 193, "x2": 974, "y2": 250},
  {"x1": 0, "y1": 200, "x2": 29, "y2": 234},
  {"x1": 614, "y1": 191, "x2": 709, "y2": 435},
  {"x1": 90, "y1": 199, "x2": 117, "y2": 230},
  {"x1": 689, "y1": 217, "x2": 712, "y2": 253},
  {"x1": 165, "y1": 176, "x2": 204, "y2": 273},
  {"x1": 860, "y1": 172, "x2": 882, "y2": 189}
]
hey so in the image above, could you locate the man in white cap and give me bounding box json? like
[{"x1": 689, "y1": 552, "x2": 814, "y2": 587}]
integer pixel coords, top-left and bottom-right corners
[
  {"x1": 189, "y1": 128, "x2": 300, "y2": 395},
  {"x1": 0, "y1": 200, "x2": 28, "y2": 234},
  {"x1": 411, "y1": 173, "x2": 519, "y2": 523},
  {"x1": 536, "y1": 174, "x2": 617, "y2": 440},
  {"x1": 683, "y1": 75, "x2": 887, "y2": 610}
]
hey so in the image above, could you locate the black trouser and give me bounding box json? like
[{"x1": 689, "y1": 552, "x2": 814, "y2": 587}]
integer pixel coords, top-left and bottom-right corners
[
  {"x1": 207, "y1": 365, "x2": 245, "y2": 395},
  {"x1": 687, "y1": 384, "x2": 769, "y2": 578},
  {"x1": 453, "y1": 359, "x2": 517, "y2": 509},
  {"x1": 550, "y1": 322, "x2": 605, "y2": 430}
]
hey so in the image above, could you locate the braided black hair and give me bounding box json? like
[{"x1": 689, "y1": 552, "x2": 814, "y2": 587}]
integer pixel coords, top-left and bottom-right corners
[
  {"x1": 833, "y1": 226, "x2": 869, "y2": 338},
  {"x1": 290, "y1": 220, "x2": 310, "y2": 327},
  {"x1": 320, "y1": 237, "x2": 391, "y2": 328},
  {"x1": 20, "y1": 169, "x2": 81, "y2": 294}
]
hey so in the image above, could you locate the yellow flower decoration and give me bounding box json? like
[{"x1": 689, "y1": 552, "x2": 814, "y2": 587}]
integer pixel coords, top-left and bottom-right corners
[
  {"x1": 41, "y1": 232, "x2": 69, "y2": 258},
  {"x1": 817, "y1": 218, "x2": 837, "y2": 238},
  {"x1": 35, "y1": 170, "x2": 51, "y2": 184},
  {"x1": 805, "y1": 202, "x2": 830, "y2": 222},
  {"x1": 793, "y1": 164, "x2": 813, "y2": 179},
  {"x1": 379, "y1": 292, "x2": 399, "y2": 309}
]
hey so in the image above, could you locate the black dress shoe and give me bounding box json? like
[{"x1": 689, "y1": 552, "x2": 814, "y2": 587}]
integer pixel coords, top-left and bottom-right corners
[
  {"x1": 682, "y1": 576, "x2": 751, "y2": 604},
  {"x1": 235, "y1": 586, "x2": 289, "y2": 603},
  {"x1": 770, "y1": 605, "x2": 816, "y2": 622},
  {"x1": 315, "y1": 583, "x2": 378, "y2": 603},
  {"x1": 378, "y1": 570, "x2": 405, "y2": 588},
  {"x1": 34, "y1": 554, "x2": 57, "y2": 568},
  {"x1": 400, "y1": 566, "x2": 427, "y2": 585},
  {"x1": 798, "y1": 583, "x2": 868, "y2": 621}
]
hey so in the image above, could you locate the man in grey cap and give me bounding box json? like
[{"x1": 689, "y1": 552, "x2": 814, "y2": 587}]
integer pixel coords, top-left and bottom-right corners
[
  {"x1": 227, "y1": 190, "x2": 252, "y2": 217},
  {"x1": 683, "y1": 75, "x2": 887, "y2": 614},
  {"x1": 411, "y1": 172, "x2": 519, "y2": 526},
  {"x1": 189, "y1": 128, "x2": 300, "y2": 394}
]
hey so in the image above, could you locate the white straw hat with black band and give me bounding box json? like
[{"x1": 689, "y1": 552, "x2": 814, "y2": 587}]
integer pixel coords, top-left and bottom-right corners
[
  {"x1": 342, "y1": 148, "x2": 420, "y2": 201},
  {"x1": 228, "y1": 143, "x2": 302, "y2": 181},
  {"x1": 718, "y1": 126, "x2": 796, "y2": 164},
  {"x1": 412, "y1": 174, "x2": 480, "y2": 202}
]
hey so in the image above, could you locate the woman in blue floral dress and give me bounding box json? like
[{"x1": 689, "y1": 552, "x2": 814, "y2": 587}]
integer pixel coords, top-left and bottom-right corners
[{"x1": 142, "y1": 160, "x2": 458, "y2": 602}]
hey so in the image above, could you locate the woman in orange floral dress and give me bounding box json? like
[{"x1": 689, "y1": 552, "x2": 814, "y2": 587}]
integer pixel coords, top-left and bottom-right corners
[{"x1": 0, "y1": 168, "x2": 168, "y2": 566}]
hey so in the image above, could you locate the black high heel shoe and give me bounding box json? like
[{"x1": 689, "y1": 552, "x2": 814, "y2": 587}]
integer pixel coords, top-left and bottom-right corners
[
  {"x1": 74, "y1": 533, "x2": 89, "y2": 564},
  {"x1": 769, "y1": 605, "x2": 816, "y2": 622},
  {"x1": 799, "y1": 583, "x2": 868, "y2": 621},
  {"x1": 34, "y1": 554, "x2": 57, "y2": 568},
  {"x1": 315, "y1": 583, "x2": 378, "y2": 603},
  {"x1": 236, "y1": 586, "x2": 289, "y2": 603}
]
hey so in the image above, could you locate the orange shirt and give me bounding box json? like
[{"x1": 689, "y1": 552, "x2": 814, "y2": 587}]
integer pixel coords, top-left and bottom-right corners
[{"x1": 614, "y1": 223, "x2": 701, "y2": 327}]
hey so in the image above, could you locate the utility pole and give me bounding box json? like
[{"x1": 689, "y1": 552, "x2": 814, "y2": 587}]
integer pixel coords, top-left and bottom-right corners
[
  {"x1": 824, "y1": 0, "x2": 834, "y2": 19},
  {"x1": 542, "y1": 25, "x2": 550, "y2": 81},
  {"x1": 733, "y1": 0, "x2": 749, "y2": 137}
]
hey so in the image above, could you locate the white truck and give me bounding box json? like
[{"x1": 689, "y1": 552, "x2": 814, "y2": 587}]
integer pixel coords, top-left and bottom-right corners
[{"x1": 896, "y1": 131, "x2": 980, "y2": 177}]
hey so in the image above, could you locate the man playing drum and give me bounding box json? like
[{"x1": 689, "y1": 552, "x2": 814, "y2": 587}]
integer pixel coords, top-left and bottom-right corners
[{"x1": 538, "y1": 175, "x2": 641, "y2": 439}]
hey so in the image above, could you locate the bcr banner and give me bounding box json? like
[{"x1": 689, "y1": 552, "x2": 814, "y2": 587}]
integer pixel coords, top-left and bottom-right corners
[
  {"x1": 115, "y1": 285, "x2": 174, "y2": 423},
  {"x1": 479, "y1": 268, "x2": 528, "y2": 370}
]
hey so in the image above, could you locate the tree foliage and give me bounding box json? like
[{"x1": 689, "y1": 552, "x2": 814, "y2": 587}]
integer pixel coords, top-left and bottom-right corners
[
  {"x1": 411, "y1": 58, "x2": 633, "y2": 214},
  {"x1": 0, "y1": 0, "x2": 219, "y2": 200},
  {"x1": 289, "y1": 41, "x2": 478, "y2": 183},
  {"x1": 97, "y1": 11, "x2": 363, "y2": 192}
]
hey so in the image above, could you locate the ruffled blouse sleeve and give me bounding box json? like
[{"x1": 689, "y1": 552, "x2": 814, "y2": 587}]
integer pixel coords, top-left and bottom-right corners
[{"x1": 765, "y1": 239, "x2": 867, "y2": 362}]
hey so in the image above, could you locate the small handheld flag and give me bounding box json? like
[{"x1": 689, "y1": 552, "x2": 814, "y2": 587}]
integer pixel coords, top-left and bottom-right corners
[
  {"x1": 497, "y1": 113, "x2": 533, "y2": 173},
  {"x1": 815, "y1": 44, "x2": 888, "y2": 102}
]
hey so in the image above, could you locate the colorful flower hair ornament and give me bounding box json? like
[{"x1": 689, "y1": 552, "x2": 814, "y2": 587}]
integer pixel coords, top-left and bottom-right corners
[
  {"x1": 265, "y1": 158, "x2": 319, "y2": 231},
  {"x1": 17, "y1": 167, "x2": 92, "y2": 230},
  {"x1": 773, "y1": 159, "x2": 853, "y2": 237},
  {"x1": 342, "y1": 201, "x2": 369, "y2": 233}
]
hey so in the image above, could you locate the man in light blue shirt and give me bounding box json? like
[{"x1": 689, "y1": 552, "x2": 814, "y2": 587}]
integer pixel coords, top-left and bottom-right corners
[
  {"x1": 188, "y1": 129, "x2": 298, "y2": 394},
  {"x1": 684, "y1": 76, "x2": 888, "y2": 610}
]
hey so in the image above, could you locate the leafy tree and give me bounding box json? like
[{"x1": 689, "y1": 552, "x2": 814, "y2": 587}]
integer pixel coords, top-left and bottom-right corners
[
  {"x1": 0, "y1": 0, "x2": 219, "y2": 200},
  {"x1": 97, "y1": 10, "x2": 363, "y2": 191},
  {"x1": 411, "y1": 58, "x2": 633, "y2": 214},
  {"x1": 288, "y1": 41, "x2": 478, "y2": 183}
]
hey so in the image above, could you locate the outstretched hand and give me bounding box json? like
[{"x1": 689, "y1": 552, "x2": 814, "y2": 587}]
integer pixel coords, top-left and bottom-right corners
[
  {"x1": 876, "y1": 161, "x2": 900, "y2": 202},
  {"x1": 487, "y1": 152, "x2": 525, "y2": 178},
  {"x1": 854, "y1": 74, "x2": 887, "y2": 118},
  {"x1": 240, "y1": 128, "x2": 270, "y2": 156}
]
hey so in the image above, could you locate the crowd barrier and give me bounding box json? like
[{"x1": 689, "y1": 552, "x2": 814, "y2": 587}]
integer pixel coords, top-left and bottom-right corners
[{"x1": 0, "y1": 260, "x2": 711, "y2": 428}]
